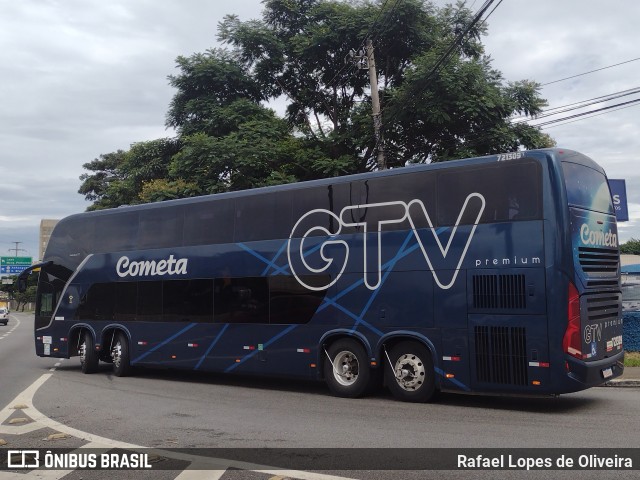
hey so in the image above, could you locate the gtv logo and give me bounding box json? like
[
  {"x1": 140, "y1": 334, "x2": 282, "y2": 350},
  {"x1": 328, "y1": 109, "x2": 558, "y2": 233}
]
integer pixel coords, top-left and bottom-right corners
[{"x1": 287, "y1": 194, "x2": 485, "y2": 291}]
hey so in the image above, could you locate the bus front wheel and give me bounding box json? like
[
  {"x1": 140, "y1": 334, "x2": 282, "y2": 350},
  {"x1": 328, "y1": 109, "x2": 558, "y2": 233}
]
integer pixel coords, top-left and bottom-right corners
[
  {"x1": 324, "y1": 339, "x2": 371, "y2": 398},
  {"x1": 111, "y1": 332, "x2": 132, "y2": 377},
  {"x1": 79, "y1": 331, "x2": 99, "y2": 374},
  {"x1": 385, "y1": 341, "x2": 436, "y2": 402}
]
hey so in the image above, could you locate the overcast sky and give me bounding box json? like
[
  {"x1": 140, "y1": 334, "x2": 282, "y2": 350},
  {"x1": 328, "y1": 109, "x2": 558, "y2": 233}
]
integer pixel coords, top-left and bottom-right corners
[{"x1": 1, "y1": 0, "x2": 639, "y2": 261}]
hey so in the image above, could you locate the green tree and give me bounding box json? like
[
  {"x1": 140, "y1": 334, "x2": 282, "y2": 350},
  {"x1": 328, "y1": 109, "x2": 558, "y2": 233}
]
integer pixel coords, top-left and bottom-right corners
[
  {"x1": 621, "y1": 238, "x2": 640, "y2": 255},
  {"x1": 79, "y1": 0, "x2": 554, "y2": 210},
  {"x1": 78, "y1": 138, "x2": 181, "y2": 210},
  {"x1": 15, "y1": 286, "x2": 37, "y2": 312},
  {"x1": 78, "y1": 150, "x2": 127, "y2": 209},
  {"x1": 218, "y1": 0, "x2": 553, "y2": 169}
]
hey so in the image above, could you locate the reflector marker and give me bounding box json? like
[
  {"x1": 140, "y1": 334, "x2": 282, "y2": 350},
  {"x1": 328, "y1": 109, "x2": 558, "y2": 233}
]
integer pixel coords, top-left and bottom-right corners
[
  {"x1": 443, "y1": 356, "x2": 461, "y2": 361},
  {"x1": 188, "y1": 343, "x2": 199, "y2": 348},
  {"x1": 528, "y1": 362, "x2": 550, "y2": 368},
  {"x1": 297, "y1": 348, "x2": 311, "y2": 353},
  {"x1": 138, "y1": 341, "x2": 148, "y2": 346},
  {"x1": 568, "y1": 347, "x2": 581, "y2": 356},
  {"x1": 243, "y1": 345, "x2": 256, "y2": 350},
  {"x1": 60, "y1": 338, "x2": 67, "y2": 342}
]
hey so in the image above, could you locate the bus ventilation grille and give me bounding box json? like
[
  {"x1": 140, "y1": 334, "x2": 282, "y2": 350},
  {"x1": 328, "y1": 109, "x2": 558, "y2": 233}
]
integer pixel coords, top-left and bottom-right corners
[
  {"x1": 585, "y1": 293, "x2": 621, "y2": 324},
  {"x1": 472, "y1": 274, "x2": 526, "y2": 309},
  {"x1": 474, "y1": 326, "x2": 528, "y2": 386},
  {"x1": 578, "y1": 247, "x2": 619, "y2": 286}
]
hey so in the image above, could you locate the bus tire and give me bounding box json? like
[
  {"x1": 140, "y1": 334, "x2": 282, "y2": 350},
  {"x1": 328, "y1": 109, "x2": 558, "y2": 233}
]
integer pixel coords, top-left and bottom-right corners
[
  {"x1": 80, "y1": 331, "x2": 99, "y2": 374},
  {"x1": 324, "y1": 339, "x2": 371, "y2": 398},
  {"x1": 112, "y1": 332, "x2": 132, "y2": 377},
  {"x1": 385, "y1": 341, "x2": 436, "y2": 402}
]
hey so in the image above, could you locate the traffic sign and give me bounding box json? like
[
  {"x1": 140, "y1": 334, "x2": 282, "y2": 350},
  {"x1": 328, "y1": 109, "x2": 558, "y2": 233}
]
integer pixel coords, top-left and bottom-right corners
[
  {"x1": 608, "y1": 179, "x2": 629, "y2": 222},
  {"x1": 0, "y1": 256, "x2": 32, "y2": 275}
]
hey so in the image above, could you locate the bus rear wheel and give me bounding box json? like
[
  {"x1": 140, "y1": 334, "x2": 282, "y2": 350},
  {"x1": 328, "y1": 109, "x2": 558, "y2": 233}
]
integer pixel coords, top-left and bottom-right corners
[
  {"x1": 111, "y1": 332, "x2": 131, "y2": 377},
  {"x1": 79, "y1": 331, "x2": 99, "y2": 374},
  {"x1": 385, "y1": 341, "x2": 436, "y2": 402},
  {"x1": 324, "y1": 339, "x2": 371, "y2": 398}
]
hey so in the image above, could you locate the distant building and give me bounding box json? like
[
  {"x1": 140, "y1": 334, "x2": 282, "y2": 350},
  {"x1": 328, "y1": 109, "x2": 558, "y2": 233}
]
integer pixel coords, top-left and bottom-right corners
[
  {"x1": 39, "y1": 219, "x2": 59, "y2": 261},
  {"x1": 622, "y1": 254, "x2": 640, "y2": 275}
]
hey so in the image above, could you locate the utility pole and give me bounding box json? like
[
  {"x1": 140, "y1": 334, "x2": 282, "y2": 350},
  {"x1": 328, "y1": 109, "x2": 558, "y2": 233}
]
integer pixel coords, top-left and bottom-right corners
[
  {"x1": 8, "y1": 242, "x2": 26, "y2": 257},
  {"x1": 366, "y1": 39, "x2": 386, "y2": 170},
  {"x1": 348, "y1": 40, "x2": 386, "y2": 170}
]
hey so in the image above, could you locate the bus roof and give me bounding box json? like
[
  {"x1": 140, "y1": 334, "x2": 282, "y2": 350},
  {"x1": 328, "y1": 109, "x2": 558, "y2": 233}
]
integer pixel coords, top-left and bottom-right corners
[{"x1": 65, "y1": 147, "x2": 597, "y2": 223}]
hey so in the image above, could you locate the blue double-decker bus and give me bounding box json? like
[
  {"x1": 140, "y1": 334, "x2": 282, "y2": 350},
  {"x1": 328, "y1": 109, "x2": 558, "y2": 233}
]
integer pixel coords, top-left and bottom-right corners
[{"x1": 21, "y1": 148, "x2": 623, "y2": 402}]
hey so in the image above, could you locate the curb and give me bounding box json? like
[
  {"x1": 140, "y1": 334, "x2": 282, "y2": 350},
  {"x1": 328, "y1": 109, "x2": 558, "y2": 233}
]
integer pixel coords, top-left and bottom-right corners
[{"x1": 602, "y1": 379, "x2": 640, "y2": 387}]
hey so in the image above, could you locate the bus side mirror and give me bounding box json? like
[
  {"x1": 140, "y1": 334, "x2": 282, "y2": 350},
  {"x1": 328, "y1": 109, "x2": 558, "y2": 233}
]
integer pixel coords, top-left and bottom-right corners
[{"x1": 17, "y1": 277, "x2": 27, "y2": 293}]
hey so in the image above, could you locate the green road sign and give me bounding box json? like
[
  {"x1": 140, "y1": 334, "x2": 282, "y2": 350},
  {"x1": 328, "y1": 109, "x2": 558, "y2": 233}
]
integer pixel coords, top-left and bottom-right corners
[
  {"x1": 1, "y1": 256, "x2": 32, "y2": 266},
  {"x1": 0, "y1": 256, "x2": 32, "y2": 275}
]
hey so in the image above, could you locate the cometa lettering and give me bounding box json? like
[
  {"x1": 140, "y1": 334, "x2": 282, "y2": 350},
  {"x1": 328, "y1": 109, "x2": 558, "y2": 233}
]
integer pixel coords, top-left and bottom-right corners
[
  {"x1": 116, "y1": 255, "x2": 188, "y2": 278},
  {"x1": 580, "y1": 224, "x2": 617, "y2": 248}
]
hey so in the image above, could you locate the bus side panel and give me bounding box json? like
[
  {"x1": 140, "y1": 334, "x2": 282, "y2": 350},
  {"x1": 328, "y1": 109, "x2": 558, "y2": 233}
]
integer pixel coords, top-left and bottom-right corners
[{"x1": 435, "y1": 270, "x2": 470, "y2": 391}]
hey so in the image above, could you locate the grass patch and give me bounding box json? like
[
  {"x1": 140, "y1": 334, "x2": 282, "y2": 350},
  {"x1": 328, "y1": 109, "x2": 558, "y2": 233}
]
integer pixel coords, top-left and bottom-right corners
[{"x1": 624, "y1": 352, "x2": 640, "y2": 367}]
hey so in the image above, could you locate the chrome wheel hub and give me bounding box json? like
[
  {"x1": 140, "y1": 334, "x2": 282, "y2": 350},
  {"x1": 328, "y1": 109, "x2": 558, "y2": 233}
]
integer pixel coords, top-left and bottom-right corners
[
  {"x1": 332, "y1": 350, "x2": 359, "y2": 386},
  {"x1": 112, "y1": 342, "x2": 122, "y2": 368},
  {"x1": 394, "y1": 354, "x2": 425, "y2": 391}
]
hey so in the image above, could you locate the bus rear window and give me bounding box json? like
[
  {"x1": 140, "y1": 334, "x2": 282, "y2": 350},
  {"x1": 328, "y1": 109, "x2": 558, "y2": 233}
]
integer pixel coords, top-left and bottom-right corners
[{"x1": 562, "y1": 162, "x2": 614, "y2": 214}]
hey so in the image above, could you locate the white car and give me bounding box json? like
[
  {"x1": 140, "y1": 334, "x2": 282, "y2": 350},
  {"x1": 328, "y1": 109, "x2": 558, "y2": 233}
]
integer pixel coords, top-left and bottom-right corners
[{"x1": 0, "y1": 308, "x2": 8, "y2": 326}]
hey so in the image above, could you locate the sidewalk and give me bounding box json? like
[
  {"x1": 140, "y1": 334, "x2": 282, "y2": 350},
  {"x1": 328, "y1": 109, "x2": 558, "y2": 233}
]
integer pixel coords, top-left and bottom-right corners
[{"x1": 604, "y1": 366, "x2": 640, "y2": 387}]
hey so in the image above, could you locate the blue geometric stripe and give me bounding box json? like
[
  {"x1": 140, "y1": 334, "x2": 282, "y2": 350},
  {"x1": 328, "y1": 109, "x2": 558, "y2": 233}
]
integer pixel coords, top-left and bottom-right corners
[
  {"x1": 195, "y1": 323, "x2": 230, "y2": 370},
  {"x1": 435, "y1": 367, "x2": 470, "y2": 391},
  {"x1": 132, "y1": 323, "x2": 197, "y2": 364},
  {"x1": 224, "y1": 324, "x2": 299, "y2": 373}
]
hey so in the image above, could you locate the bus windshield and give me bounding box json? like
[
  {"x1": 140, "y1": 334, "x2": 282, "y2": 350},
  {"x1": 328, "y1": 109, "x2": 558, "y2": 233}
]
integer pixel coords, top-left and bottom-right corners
[{"x1": 562, "y1": 162, "x2": 614, "y2": 214}]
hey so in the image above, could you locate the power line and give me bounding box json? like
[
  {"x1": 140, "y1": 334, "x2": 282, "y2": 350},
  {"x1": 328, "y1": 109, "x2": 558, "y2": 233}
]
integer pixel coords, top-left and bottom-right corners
[
  {"x1": 382, "y1": 0, "x2": 499, "y2": 125},
  {"x1": 541, "y1": 57, "x2": 640, "y2": 86},
  {"x1": 529, "y1": 97, "x2": 640, "y2": 128},
  {"x1": 512, "y1": 87, "x2": 640, "y2": 123},
  {"x1": 417, "y1": 0, "x2": 497, "y2": 89},
  {"x1": 382, "y1": 91, "x2": 640, "y2": 161},
  {"x1": 540, "y1": 101, "x2": 640, "y2": 130},
  {"x1": 540, "y1": 87, "x2": 640, "y2": 114},
  {"x1": 478, "y1": 0, "x2": 504, "y2": 27}
]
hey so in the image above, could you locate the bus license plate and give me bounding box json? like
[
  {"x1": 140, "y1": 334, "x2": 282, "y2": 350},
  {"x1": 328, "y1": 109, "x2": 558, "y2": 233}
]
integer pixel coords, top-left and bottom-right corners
[{"x1": 602, "y1": 367, "x2": 613, "y2": 379}]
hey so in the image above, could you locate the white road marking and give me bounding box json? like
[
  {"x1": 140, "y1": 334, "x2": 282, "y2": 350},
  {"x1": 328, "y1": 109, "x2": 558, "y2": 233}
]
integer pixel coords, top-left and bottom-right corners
[{"x1": 0, "y1": 373, "x2": 358, "y2": 480}]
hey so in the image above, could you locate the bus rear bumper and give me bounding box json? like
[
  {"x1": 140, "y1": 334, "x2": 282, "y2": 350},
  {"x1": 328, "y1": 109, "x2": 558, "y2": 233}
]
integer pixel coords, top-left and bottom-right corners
[{"x1": 564, "y1": 351, "x2": 624, "y2": 391}]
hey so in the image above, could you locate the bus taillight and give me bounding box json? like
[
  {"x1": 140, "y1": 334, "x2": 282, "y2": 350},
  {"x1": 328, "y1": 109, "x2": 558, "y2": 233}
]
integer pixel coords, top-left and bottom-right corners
[{"x1": 563, "y1": 282, "x2": 582, "y2": 359}]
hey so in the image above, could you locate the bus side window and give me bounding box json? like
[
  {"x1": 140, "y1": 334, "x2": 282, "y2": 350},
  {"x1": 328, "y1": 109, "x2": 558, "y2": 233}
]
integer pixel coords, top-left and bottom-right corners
[
  {"x1": 508, "y1": 194, "x2": 520, "y2": 220},
  {"x1": 437, "y1": 160, "x2": 542, "y2": 225}
]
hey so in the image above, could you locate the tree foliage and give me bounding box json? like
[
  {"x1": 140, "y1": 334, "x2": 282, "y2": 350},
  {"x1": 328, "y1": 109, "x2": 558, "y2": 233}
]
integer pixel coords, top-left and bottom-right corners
[
  {"x1": 621, "y1": 238, "x2": 640, "y2": 255},
  {"x1": 79, "y1": 0, "x2": 554, "y2": 210},
  {"x1": 0, "y1": 274, "x2": 37, "y2": 311}
]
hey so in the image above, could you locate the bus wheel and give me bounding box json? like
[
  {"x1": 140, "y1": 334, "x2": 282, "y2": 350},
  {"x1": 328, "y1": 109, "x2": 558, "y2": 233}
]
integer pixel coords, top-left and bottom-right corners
[
  {"x1": 111, "y1": 332, "x2": 132, "y2": 377},
  {"x1": 324, "y1": 339, "x2": 371, "y2": 398},
  {"x1": 385, "y1": 341, "x2": 436, "y2": 402},
  {"x1": 79, "y1": 331, "x2": 99, "y2": 374}
]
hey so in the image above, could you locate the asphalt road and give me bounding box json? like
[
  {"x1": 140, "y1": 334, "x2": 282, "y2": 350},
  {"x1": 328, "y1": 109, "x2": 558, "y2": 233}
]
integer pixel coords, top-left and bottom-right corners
[{"x1": 2, "y1": 311, "x2": 640, "y2": 480}]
